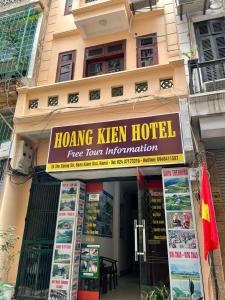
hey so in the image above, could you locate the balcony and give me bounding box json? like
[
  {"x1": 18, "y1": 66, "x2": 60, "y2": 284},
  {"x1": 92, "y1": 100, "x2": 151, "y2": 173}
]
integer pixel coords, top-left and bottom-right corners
[
  {"x1": 73, "y1": 0, "x2": 130, "y2": 39},
  {"x1": 189, "y1": 57, "x2": 225, "y2": 119},
  {"x1": 189, "y1": 58, "x2": 225, "y2": 95},
  {"x1": 130, "y1": 0, "x2": 158, "y2": 14},
  {"x1": 15, "y1": 62, "x2": 186, "y2": 122},
  {"x1": 176, "y1": 0, "x2": 208, "y2": 19}
]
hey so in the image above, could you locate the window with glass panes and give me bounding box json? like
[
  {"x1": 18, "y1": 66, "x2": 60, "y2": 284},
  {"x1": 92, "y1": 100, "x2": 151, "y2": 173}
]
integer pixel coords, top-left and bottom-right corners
[
  {"x1": 137, "y1": 33, "x2": 158, "y2": 68},
  {"x1": 56, "y1": 50, "x2": 75, "y2": 82},
  {"x1": 84, "y1": 40, "x2": 126, "y2": 77}
]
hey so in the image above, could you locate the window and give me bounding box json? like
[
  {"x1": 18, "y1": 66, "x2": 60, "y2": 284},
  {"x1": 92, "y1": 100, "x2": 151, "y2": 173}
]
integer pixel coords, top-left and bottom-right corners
[
  {"x1": 84, "y1": 41, "x2": 126, "y2": 77},
  {"x1": 56, "y1": 51, "x2": 75, "y2": 82},
  {"x1": 65, "y1": 0, "x2": 73, "y2": 15},
  {"x1": 195, "y1": 18, "x2": 225, "y2": 81},
  {"x1": 137, "y1": 34, "x2": 158, "y2": 68}
]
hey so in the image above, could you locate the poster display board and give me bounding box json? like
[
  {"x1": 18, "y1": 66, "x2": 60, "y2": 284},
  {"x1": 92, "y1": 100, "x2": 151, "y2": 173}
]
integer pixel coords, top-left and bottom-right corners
[
  {"x1": 148, "y1": 181, "x2": 166, "y2": 241},
  {"x1": 80, "y1": 244, "x2": 100, "y2": 279},
  {"x1": 162, "y1": 168, "x2": 204, "y2": 300},
  {"x1": 84, "y1": 190, "x2": 113, "y2": 238},
  {"x1": 47, "y1": 113, "x2": 184, "y2": 172},
  {"x1": 48, "y1": 181, "x2": 86, "y2": 300}
]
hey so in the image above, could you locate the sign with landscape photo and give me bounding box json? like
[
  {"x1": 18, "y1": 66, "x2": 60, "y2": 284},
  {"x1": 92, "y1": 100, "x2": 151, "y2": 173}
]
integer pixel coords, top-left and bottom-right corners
[
  {"x1": 162, "y1": 168, "x2": 204, "y2": 300},
  {"x1": 48, "y1": 181, "x2": 86, "y2": 300}
]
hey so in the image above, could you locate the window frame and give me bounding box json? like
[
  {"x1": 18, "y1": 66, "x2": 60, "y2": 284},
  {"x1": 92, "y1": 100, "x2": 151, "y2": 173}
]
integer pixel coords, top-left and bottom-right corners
[
  {"x1": 136, "y1": 33, "x2": 158, "y2": 68},
  {"x1": 194, "y1": 18, "x2": 225, "y2": 81},
  {"x1": 56, "y1": 50, "x2": 76, "y2": 83},
  {"x1": 84, "y1": 40, "x2": 126, "y2": 77},
  {"x1": 64, "y1": 0, "x2": 73, "y2": 15}
]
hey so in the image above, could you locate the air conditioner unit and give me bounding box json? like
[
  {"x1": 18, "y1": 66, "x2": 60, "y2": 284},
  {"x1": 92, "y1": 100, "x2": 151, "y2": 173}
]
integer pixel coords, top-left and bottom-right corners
[
  {"x1": 0, "y1": 140, "x2": 11, "y2": 160},
  {"x1": 14, "y1": 140, "x2": 33, "y2": 175}
]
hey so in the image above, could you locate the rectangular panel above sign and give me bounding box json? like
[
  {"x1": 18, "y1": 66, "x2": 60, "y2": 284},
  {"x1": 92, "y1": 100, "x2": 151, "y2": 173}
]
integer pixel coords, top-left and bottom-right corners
[{"x1": 46, "y1": 113, "x2": 184, "y2": 172}]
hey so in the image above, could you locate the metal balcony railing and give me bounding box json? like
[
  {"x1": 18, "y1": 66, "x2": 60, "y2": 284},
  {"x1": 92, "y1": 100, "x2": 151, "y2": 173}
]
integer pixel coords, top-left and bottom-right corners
[
  {"x1": 130, "y1": 0, "x2": 158, "y2": 14},
  {"x1": 188, "y1": 57, "x2": 225, "y2": 94},
  {"x1": 0, "y1": 6, "x2": 40, "y2": 78}
]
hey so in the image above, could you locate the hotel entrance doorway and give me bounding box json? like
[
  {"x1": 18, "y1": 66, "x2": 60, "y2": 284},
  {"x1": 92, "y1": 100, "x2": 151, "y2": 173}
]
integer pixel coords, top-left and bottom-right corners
[{"x1": 101, "y1": 176, "x2": 169, "y2": 300}]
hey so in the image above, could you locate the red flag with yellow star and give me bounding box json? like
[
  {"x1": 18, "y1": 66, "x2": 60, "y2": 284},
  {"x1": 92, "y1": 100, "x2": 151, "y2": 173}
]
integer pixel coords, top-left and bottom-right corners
[{"x1": 200, "y1": 164, "x2": 219, "y2": 260}]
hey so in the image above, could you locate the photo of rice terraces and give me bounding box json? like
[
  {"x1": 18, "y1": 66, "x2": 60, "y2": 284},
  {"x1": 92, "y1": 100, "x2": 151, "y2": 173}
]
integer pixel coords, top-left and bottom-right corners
[{"x1": 164, "y1": 177, "x2": 189, "y2": 194}]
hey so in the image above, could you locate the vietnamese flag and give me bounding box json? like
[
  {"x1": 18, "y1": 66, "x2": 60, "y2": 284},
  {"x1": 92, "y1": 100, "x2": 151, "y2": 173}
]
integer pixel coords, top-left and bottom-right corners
[{"x1": 200, "y1": 164, "x2": 219, "y2": 260}]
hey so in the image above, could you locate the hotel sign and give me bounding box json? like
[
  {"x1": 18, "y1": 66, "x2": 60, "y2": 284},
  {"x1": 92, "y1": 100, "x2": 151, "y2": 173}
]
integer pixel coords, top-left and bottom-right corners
[{"x1": 47, "y1": 113, "x2": 184, "y2": 172}]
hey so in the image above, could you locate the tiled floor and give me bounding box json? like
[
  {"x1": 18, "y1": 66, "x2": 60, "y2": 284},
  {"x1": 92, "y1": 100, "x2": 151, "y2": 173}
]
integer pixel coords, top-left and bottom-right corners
[{"x1": 101, "y1": 274, "x2": 140, "y2": 300}]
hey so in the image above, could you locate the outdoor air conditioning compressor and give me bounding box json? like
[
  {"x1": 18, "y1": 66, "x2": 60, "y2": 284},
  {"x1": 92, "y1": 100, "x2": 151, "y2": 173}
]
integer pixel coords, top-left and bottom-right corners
[{"x1": 14, "y1": 140, "x2": 34, "y2": 175}]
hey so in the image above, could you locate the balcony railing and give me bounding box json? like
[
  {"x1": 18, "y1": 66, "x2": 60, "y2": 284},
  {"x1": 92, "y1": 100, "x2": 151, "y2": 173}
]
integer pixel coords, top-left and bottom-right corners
[
  {"x1": 130, "y1": 0, "x2": 158, "y2": 14},
  {"x1": 189, "y1": 58, "x2": 225, "y2": 94},
  {"x1": 0, "y1": 6, "x2": 40, "y2": 78}
]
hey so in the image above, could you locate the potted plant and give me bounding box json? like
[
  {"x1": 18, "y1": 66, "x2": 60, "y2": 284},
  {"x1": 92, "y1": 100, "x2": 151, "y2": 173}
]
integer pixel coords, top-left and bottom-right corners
[
  {"x1": 0, "y1": 225, "x2": 20, "y2": 300},
  {"x1": 141, "y1": 285, "x2": 170, "y2": 300}
]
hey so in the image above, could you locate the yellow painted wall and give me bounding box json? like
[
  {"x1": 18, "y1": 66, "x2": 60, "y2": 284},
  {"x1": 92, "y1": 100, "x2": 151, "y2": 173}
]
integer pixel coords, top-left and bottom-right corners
[
  {"x1": 0, "y1": 0, "x2": 190, "y2": 291},
  {"x1": 38, "y1": 0, "x2": 180, "y2": 86}
]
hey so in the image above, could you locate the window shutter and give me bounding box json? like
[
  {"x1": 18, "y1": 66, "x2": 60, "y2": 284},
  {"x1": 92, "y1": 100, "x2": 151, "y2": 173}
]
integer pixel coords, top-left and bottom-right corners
[
  {"x1": 58, "y1": 62, "x2": 73, "y2": 82},
  {"x1": 137, "y1": 34, "x2": 158, "y2": 68},
  {"x1": 56, "y1": 51, "x2": 75, "y2": 82},
  {"x1": 195, "y1": 18, "x2": 225, "y2": 82}
]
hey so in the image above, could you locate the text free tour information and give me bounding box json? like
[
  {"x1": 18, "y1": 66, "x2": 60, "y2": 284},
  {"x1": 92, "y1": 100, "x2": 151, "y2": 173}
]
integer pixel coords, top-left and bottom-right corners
[{"x1": 53, "y1": 121, "x2": 177, "y2": 150}]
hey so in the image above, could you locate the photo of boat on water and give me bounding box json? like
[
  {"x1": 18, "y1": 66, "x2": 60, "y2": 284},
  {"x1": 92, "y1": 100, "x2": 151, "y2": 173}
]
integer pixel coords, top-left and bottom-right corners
[{"x1": 56, "y1": 229, "x2": 73, "y2": 244}]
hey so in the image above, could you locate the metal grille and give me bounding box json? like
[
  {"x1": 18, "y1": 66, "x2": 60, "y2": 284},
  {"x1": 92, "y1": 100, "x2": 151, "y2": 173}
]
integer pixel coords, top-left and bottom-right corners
[
  {"x1": 135, "y1": 81, "x2": 148, "y2": 93},
  {"x1": 0, "y1": 6, "x2": 40, "y2": 77},
  {"x1": 48, "y1": 96, "x2": 58, "y2": 106},
  {"x1": 68, "y1": 93, "x2": 79, "y2": 104},
  {"x1": 213, "y1": 149, "x2": 225, "y2": 207},
  {"x1": 15, "y1": 178, "x2": 60, "y2": 299},
  {"x1": 29, "y1": 99, "x2": 39, "y2": 109},
  {"x1": 111, "y1": 86, "x2": 123, "y2": 97},
  {"x1": 160, "y1": 79, "x2": 174, "y2": 89},
  {"x1": 89, "y1": 89, "x2": 100, "y2": 100}
]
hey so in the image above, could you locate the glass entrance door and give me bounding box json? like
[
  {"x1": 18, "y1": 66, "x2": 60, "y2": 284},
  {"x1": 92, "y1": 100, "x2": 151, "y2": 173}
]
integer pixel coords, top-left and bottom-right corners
[{"x1": 135, "y1": 169, "x2": 169, "y2": 300}]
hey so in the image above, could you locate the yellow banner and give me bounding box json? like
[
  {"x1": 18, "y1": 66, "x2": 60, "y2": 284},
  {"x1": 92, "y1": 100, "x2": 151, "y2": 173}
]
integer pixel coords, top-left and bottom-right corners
[{"x1": 47, "y1": 154, "x2": 184, "y2": 172}]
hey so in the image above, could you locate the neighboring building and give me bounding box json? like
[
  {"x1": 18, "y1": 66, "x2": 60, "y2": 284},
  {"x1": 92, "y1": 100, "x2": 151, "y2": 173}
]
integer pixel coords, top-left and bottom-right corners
[
  {"x1": 175, "y1": 0, "x2": 225, "y2": 298},
  {"x1": 0, "y1": 0, "x2": 224, "y2": 299},
  {"x1": 0, "y1": 0, "x2": 51, "y2": 284}
]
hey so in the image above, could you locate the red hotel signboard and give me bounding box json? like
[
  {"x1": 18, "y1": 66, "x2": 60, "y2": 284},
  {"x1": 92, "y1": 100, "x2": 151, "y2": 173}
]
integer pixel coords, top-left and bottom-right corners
[{"x1": 46, "y1": 113, "x2": 184, "y2": 172}]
